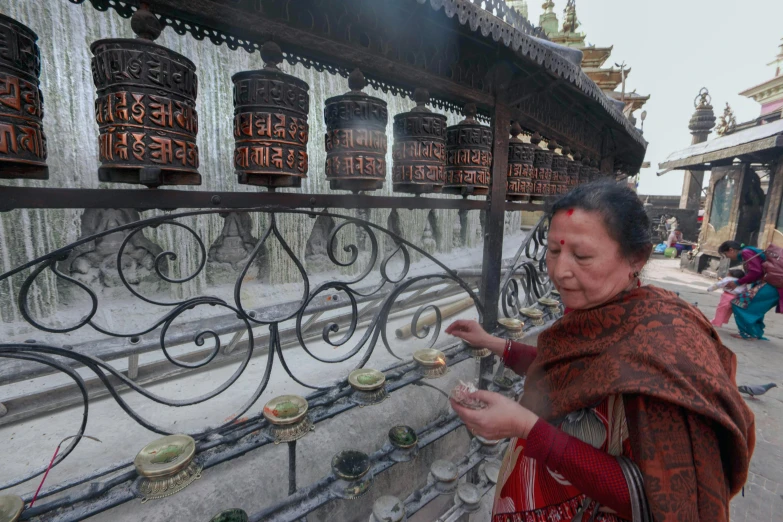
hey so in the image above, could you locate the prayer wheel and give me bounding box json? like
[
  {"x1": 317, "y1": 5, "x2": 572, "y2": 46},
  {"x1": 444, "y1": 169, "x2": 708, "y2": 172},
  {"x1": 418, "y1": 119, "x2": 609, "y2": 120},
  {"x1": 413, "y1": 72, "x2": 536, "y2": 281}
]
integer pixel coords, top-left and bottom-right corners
[
  {"x1": 324, "y1": 68, "x2": 388, "y2": 192},
  {"x1": 233, "y1": 42, "x2": 309, "y2": 188},
  {"x1": 444, "y1": 103, "x2": 493, "y2": 196},
  {"x1": 550, "y1": 140, "x2": 569, "y2": 196},
  {"x1": 0, "y1": 14, "x2": 48, "y2": 179},
  {"x1": 588, "y1": 159, "x2": 601, "y2": 182},
  {"x1": 566, "y1": 151, "x2": 582, "y2": 189},
  {"x1": 531, "y1": 133, "x2": 553, "y2": 199},
  {"x1": 580, "y1": 158, "x2": 593, "y2": 185},
  {"x1": 392, "y1": 88, "x2": 446, "y2": 194},
  {"x1": 506, "y1": 122, "x2": 536, "y2": 202},
  {"x1": 91, "y1": 7, "x2": 200, "y2": 187}
]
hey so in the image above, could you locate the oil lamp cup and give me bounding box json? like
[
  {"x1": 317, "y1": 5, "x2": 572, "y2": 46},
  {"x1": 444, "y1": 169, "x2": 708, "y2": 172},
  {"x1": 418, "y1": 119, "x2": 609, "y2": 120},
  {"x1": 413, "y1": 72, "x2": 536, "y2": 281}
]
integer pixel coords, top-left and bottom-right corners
[
  {"x1": 497, "y1": 317, "x2": 524, "y2": 340},
  {"x1": 520, "y1": 307, "x2": 545, "y2": 327},
  {"x1": 133, "y1": 434, "x2": 202, "y2": 503},
  {"x1": 413, "y1": 348, "x2": 448, "y2": 379},
  {"x1": 537, "y1": 297, "x2": 561, "y2": 315},
  {"x1": 348, "y1": 368, "x2": 388, "y2": 407},
  {"x1": 462, "y1": 340, "x2": 491, "y2": 359},
  {"x1": 475, "y1": 434, "x2": 502, "y2": 456},
  {"x1": 331, "y1": 450, "x2": 374, "y2": 499},
  {"x1": 455, "y1": 483, "x2": 482, "y2": 513},
  {"x1": 388, "y1": 425, "x2": 419, "y2": 462},
  {"x1": 263, "y1": 395, "x2": 312, "y2": 444},
  {"x1": 429, "y1": 459, "x2": 458, "y2": 494},
  {"x1": 370, "y1": 495, "x2": 407, "y2": 522}
]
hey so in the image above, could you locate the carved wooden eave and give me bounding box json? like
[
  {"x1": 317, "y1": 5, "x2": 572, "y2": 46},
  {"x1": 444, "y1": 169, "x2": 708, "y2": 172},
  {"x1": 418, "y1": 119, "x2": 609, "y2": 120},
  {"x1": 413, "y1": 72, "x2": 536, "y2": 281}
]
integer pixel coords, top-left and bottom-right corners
[
  {"x1": 606, "y1": 91, "x2": 650, "y2": 112},
  {"x1": 74, "y1": 0, "x2": 646, "y2": 174},
  {"x1": 581, "y1": 46, "x2": 613, "y2": 69},
  {"x1": 584, "y1": 67, "x2": 628, "y2": 91},
  {"x1": 740, "y1": 75, "x2": 783, "y2": 110}
]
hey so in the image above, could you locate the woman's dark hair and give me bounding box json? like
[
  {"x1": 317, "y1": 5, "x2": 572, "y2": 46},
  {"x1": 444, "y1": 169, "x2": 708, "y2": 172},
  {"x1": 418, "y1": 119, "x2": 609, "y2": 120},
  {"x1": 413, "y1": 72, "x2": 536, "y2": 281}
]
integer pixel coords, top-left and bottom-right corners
[
  {"x1": 550, "y1": 181, "x2": 652, "y2": 260},
  {"x1": 718, "y1": 241, "x2": 742, "y2": 254},
  {"x1": 728, "y1": 268, "x2": 746, "y2": 279}
]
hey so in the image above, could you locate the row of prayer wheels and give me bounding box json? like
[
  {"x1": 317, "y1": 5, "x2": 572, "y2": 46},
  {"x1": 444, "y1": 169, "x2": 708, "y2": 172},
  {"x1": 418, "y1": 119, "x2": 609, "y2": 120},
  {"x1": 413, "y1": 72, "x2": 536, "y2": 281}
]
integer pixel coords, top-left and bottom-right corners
[{"x1": 0, "y1": 9, "x2": 607, "y2": 197}]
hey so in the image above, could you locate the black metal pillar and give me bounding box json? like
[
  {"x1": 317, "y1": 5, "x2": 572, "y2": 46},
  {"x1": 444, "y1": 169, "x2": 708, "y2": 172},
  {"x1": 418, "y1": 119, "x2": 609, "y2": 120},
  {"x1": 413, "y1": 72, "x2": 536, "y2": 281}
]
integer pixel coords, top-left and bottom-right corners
[{"x1": 478, "y1": 99, "x2": 511, "y2": 390}]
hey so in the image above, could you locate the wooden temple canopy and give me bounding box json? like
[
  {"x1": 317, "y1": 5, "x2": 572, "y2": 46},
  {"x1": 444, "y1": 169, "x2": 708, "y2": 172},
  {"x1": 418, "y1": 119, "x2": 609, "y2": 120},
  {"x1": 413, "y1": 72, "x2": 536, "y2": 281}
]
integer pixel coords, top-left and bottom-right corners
[
  {"x1": 104, "y1": 0, "x2": 647, "y2": 174},
  {"x1": 659, "y1": 118, "x2": 783, "y2": 172}
]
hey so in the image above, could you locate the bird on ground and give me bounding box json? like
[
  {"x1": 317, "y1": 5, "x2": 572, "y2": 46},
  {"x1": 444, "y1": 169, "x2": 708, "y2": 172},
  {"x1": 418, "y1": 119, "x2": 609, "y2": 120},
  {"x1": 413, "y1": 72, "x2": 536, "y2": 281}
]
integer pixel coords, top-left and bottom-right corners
[{"x1": 738, "y1": 383, "x2": 777, "y2": 398}]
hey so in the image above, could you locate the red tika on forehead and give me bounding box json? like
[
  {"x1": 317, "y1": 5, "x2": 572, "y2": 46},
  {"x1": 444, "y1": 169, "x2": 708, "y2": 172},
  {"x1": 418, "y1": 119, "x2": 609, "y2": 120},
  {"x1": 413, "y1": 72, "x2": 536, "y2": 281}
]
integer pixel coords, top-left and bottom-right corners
[
  {"x1": 560, "y1": 240, "x2": 565, "y2": 245},
  {"x1": 566, "y1": 208, "x2": 574, "y2": 216}
]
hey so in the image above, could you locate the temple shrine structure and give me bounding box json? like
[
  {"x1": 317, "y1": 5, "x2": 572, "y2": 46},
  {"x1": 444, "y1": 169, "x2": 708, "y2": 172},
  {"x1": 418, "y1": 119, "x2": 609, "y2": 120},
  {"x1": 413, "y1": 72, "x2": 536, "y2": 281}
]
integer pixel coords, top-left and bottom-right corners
[
  {"x1": 507, "y1": 0, "x2": 650, "y2": 125},
  {"x1": 660, "y1": 37, "x2": 783, "y2": 276}
]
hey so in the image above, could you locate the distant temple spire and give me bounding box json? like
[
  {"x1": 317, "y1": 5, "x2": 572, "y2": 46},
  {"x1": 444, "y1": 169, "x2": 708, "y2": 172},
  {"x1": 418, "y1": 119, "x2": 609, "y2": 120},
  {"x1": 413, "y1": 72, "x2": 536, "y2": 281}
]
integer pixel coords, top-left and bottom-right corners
[
  {"x1": 562, "y1": 0, "x2": 579, "y2": 34},
  {"x1": 505, "y1": 0, "x2": 529, "y2": 19},
  {"x1": 539, "y1": 0, "x2": 559, "y2": 35}
]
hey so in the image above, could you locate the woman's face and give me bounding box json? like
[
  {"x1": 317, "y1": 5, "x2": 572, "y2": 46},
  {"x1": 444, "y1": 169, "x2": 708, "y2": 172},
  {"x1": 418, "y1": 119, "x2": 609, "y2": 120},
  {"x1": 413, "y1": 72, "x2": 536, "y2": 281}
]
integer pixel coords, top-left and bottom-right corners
[
  {"x1": 722, "y1": 248, "x2": 739, "y2": 261},
  {"x1": 547, "y1": 208, "x2": 643, "y2": 310}
]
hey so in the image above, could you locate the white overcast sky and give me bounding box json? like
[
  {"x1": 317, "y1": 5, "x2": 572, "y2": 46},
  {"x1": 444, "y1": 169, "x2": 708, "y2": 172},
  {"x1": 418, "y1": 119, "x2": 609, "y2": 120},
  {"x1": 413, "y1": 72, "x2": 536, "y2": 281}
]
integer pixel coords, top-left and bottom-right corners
[{"x1": 525, "y1": 0, "x2": 783, "y2": 195}]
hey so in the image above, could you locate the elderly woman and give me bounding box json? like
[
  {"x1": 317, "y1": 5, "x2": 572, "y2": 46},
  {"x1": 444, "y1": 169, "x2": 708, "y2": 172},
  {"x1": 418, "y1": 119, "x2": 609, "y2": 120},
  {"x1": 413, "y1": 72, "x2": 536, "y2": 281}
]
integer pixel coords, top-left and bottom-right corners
[
  {"x1": 718, "y1": 240, "x2": 783, "y2": 340},
  {"x1": 447, "y1": 182, "x2": 754, "y2": 522}
]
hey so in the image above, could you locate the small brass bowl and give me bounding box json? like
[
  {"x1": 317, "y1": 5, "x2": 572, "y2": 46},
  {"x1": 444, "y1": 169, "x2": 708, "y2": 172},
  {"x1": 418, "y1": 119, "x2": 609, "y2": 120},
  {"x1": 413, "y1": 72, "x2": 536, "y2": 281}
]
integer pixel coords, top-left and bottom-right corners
[
  {"x1": 413, "y1": 348, "x2": 448, "y2": 379},
  {"x1": 348, "y1": 368, "x2": 386, "y2": 391},
  {"x1": 0, "y1": 495, "x2": 23, "y2": 522},
  {"x1": 331, "y1": 450, "x2": 373, "y2": 499},
  {"x1": 430, "y1": 459, "x2": 458, "y2": 494},
  {"x1": 520, "y1": 307, "x2": 544, "y2": 326},
  {"x1": 388, "y1": 425, "x2": 418, "y2": 449},
  {"x1": 134, "y1": 434, "x2": 202, "y2": 503},
  {"x1": 538, "y1": 297, "x2": 560, "y2": 314},
  {"x1": 498, "y1": 317, "x2": 524, "y2": 339},
  {"x1": 263, "y1": 395, "x2": 312, "y2": 443},
  {"x1": 461, "y1": 341, "x2": 491, "y2": 359}
]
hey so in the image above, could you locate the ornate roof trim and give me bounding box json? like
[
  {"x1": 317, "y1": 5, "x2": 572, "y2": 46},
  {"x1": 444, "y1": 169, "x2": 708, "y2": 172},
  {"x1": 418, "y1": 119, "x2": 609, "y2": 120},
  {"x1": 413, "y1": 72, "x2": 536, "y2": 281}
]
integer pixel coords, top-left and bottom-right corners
[{"x1": 419, "y1": 0, "x2": 647, "y2": 148}]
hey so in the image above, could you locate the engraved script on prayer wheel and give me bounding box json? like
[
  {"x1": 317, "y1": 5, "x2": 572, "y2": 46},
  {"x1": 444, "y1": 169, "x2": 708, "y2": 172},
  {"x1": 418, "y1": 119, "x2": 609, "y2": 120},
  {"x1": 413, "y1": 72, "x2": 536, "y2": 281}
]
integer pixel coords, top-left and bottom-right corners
[
  {"x1": 549, "y1": 140, "x2": 569, "y2": 196},
  {"x1": 506, "y1": 122, "x2": 535, "y2": 202},
  {"x1": 392, "y1": 88, "x2": 446, "y2": 194},
  {"x1": 90, "y1": 7, "x2": 200, "y2": 187},
  {"x1": 233, "y1": 42, "x2": 309, "y2": 188},
  {"x1": 0, "y1": 13, "x2": 48, "y2": 179},
  {"x1": 444, "y1": 104, "x2": 492, "y2": 196},
  {"x1": 566, "y1": 151, "x2": 582, "y2": 189},
  {"x1": 324, "y1": 69, "x2": 388, "y2": 192},
  {"x1": 530, "y1": 133, "x2": 553, "y2": 199}
]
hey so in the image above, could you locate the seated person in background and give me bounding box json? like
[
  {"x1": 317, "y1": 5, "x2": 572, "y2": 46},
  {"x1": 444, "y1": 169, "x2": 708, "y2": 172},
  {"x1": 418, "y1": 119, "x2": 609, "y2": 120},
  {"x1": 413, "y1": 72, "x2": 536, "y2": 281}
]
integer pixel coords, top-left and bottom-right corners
[{"x1": 708, "y1": 269, "x2": 747, "y2": 327}]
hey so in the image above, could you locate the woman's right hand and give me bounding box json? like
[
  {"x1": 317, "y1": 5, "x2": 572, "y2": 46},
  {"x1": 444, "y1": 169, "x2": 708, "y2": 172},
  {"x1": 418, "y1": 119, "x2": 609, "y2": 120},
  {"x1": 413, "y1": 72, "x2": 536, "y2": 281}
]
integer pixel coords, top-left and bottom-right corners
[{"x1": 445, "y1": 319, "x2": 506, "y2": 356}]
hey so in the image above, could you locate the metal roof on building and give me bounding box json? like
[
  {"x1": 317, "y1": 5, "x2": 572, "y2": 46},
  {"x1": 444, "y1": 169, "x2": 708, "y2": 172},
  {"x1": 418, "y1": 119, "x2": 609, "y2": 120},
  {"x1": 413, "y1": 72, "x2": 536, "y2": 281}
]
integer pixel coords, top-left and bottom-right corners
[{"x1": 659, "y1": 119, "x2": 783, "y2": 171}]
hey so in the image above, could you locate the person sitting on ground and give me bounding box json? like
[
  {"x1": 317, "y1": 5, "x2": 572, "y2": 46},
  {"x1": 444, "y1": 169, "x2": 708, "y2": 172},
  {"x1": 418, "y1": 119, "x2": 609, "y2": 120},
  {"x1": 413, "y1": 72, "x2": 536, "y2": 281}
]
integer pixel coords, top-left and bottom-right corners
[
  {"x1": 719, "y1": 240, "x2": 783, "y2": 340},
  {"x1": 708, "y1": 268, "x2": 747, "y2": 327},
  {"x1": 447, "y1": 181, "x2": 755, "y2": 522}
]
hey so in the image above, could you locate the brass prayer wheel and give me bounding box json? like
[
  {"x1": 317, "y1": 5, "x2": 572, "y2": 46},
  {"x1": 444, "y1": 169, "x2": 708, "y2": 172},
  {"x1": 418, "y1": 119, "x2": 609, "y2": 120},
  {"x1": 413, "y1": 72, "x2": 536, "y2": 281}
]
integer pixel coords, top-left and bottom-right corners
[
  {"x1": 324, "y1": 68, "x2": 388, "y2": 192},
  {"x1": 506, "y1": 122, "x2": 535, "y2": 202},
  {"x1": 392, "y1": 88, "x2": 446, "y2": 194},
  {"x1": 0, "y1": 14, "x2": 48, "y2": 180},
  {"x1": 531, "y1": 133, "x2": 553, "y2": 199},
  {"x1": 549, "y1": 140, "x2": 569, "y2": 196},
  {"x1": 91, "y1": 7, "x2": 200, "y2": 187},
  {"x1": 444, "y1": 103, "x2": 493, "y2": 196},
  {"x1": 566, "y1": 151, "x2": 582, "y2": 189},
  {"x1": 580, "y1": 159, "x2": 593, "y2": 185},
  {"x1": 233, "y1": 41, "x2": 309, "y2": 189},
  {"x1": 588, "y1": 159, "x2": 601, "y2": 182}
]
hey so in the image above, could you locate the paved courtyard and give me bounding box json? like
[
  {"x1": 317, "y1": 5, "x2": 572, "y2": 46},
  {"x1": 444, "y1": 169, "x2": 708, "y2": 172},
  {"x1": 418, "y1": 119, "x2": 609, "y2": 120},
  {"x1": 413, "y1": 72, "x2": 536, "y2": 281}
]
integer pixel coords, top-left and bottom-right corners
[{"x1": 643, "y1": 258, "x2": 783, "y2": 522}]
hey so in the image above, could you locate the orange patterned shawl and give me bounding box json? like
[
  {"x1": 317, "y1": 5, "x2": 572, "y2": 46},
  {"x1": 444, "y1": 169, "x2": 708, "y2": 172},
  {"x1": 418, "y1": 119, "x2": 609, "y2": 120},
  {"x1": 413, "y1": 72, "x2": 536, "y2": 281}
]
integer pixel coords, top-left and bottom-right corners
[{"x1": 519, "y1": 286, "x2": 755, "y2": 521}]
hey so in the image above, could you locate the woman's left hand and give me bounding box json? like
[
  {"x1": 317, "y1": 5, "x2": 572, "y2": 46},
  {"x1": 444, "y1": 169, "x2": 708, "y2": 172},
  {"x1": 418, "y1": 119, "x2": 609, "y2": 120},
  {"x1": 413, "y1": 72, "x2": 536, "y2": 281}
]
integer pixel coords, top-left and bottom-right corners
[{"x1": 451, "y1": 390, "x2": 539, "y2": 440}]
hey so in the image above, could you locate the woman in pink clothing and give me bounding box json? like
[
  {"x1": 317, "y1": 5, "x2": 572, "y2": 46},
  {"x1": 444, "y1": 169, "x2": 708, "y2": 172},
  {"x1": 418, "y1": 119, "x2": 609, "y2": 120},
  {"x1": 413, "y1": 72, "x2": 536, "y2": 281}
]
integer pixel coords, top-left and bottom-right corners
[{"x1": 708, "y1": 268, "x2": 746, "y2": 327}]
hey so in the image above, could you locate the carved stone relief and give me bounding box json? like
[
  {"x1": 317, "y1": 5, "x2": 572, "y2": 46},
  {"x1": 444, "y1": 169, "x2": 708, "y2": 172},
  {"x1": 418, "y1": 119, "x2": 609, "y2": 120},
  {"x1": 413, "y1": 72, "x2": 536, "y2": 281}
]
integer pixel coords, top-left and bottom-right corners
[{"x1": 207, "y1": 212, "x2": 267, "y2": 285}]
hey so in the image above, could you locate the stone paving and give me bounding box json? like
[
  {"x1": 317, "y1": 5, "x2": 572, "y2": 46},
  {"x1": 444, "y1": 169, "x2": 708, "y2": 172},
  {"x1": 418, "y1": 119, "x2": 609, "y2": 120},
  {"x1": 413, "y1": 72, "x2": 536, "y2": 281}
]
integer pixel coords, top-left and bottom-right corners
[{"x1": 642, "y1": 258, "x2": 783, "y2": 522}]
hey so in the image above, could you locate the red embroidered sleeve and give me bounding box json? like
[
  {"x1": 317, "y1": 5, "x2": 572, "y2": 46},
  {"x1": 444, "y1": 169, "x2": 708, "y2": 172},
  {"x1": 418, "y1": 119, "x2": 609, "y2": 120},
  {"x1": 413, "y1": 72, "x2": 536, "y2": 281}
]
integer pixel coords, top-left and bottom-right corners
[
  {"x1": 504, "y1": 341, "x2": 537, "y2": 375},
  {"x1": 525, "y1": 419, "x2": 632, "y2": 519}
]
